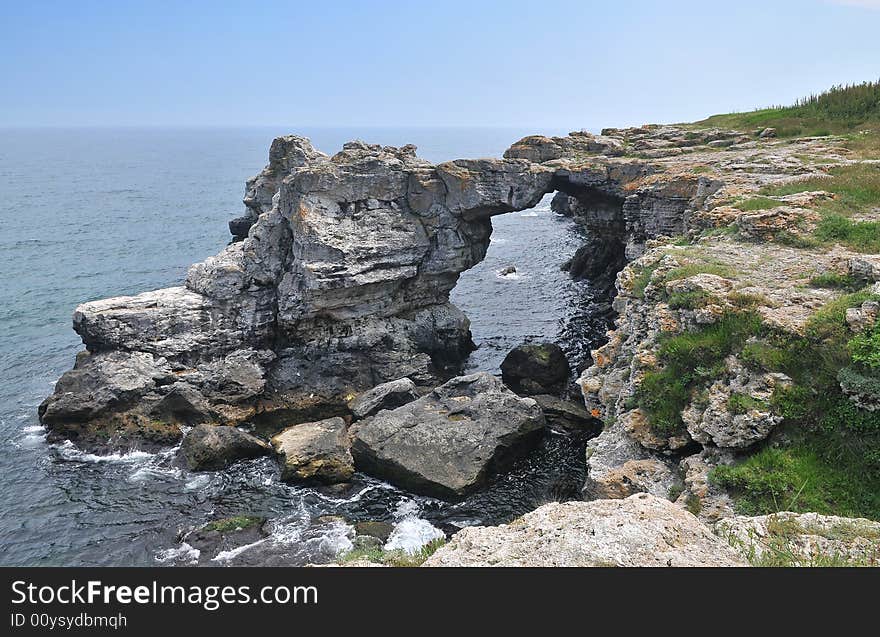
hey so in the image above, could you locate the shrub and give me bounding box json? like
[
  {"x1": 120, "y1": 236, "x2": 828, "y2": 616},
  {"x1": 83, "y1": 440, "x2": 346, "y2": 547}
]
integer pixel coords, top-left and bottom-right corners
[{"x1": 849, "y1": 324, "x2": 880, "y2": 370}]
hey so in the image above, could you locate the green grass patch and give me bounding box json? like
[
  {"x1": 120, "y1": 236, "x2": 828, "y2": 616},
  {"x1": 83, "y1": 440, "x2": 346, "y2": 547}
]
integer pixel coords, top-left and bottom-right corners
[
  {"x1": 630, "y1": 264, "x2": 658, "y2": 299},
  {"x1": 636, "y1": 311, "x2": 763, "y2": 435},
  {"x1": 814, "y1": 214, "x2": 880, "y2": 253},
  {"x1": 667, "y1": 289, "x2": 714, "y2": 310},
  {"x1": 202, "y1": 516, "x2": 264, "y2": 533},
  {"x1": 696, "y1": 80, "x2": 880, "y2": 139},
  {"x1": 728, "y1": 393, "x2": 767, "y2": 415},
  {"x1": 712, "y1": 442, "x2": 880, "y2": 519},
  {"x1": 849, "y1": 323, "x2": 880, "y2": 370},
  {"x1": 809, "y1": 271, "x2": 862, "y2": 291},
  {"x1": 760, "y1": 164, "x2": 880, "y2": 209},
  {"x1": 735, "y1": 196, "x2": 781, "y2": 212},
  {"x1": 712, "y1": 288, "x2": 880, "y2": 520}
]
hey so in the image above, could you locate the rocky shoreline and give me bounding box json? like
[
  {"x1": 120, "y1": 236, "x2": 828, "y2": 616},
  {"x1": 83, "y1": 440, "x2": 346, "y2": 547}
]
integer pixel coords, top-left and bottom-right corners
[{"x1": 40, "y1": 125, "x2": 880, "y2": 566}]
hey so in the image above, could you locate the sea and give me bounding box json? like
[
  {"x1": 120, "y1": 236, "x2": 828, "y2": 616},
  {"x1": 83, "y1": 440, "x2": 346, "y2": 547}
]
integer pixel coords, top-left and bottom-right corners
[{"x1": 0, "y1": 126, "x2": 608, "y2": 566}]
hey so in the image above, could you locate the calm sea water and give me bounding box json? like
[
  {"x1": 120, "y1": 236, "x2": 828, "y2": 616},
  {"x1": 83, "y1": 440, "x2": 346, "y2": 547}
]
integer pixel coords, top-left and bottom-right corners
[{"x1": 0, "y1": 126, "x2": 604, "y2": 566}]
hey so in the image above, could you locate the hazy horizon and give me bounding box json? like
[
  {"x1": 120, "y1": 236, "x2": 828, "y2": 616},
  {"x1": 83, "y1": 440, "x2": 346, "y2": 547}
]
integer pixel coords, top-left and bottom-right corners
[{"x1": 2, "y1": 0, "x2": 880, "y2": 129}]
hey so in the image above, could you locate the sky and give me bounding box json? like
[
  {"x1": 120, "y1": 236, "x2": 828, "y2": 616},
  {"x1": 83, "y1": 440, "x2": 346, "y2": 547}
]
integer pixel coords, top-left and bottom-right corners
[{"x1": 1, "y1": 0, "x2": 879, "y2": 129}]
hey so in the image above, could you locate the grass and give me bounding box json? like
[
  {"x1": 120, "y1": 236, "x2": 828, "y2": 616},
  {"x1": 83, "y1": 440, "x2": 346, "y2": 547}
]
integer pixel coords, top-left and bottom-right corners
[
  {"x1": 814, "y1": 215, "x2": 880, "y2": 253},
  {"x1": 636, "y1": 311, "x2": 763, "y2": 435},
  {"x1": 760, "y1": 164, "x2": 880, "y2": 208},
  {"x1": 630, "y1": 264, "x2": 658, "y2": 299},
  {"x1": 728, "y1": 392, "x2": 767, "y2": 415},
  {"x1": 202, "y1": 516, "x2": 264, "y2": 533},
  {"x1": 735, "y1": 196, "x2": 781, "y2": 212},
  {"x1": 808, "y1": 271, "x2": 862, "y2": 291},
  {"x1": 667, "y1": 289, "x2": 714, "y2": 310},
  {"x1": 695, "y1": 80, "x2": 880, "y2": 139},
  {"x1": 721, "y1": 513, "x2": 879, "y2": 566},
  {"x1": 711, "y1": 288, "x2": 880, "y2": 521},
  {"x1": 712, "y1": 444, "x2": 880, "y2": 520},
  {"x1": 757, "y1": 164, "x2": 880, "y2": 252},
  {"x1": 340, "y1": 538, "x2": 445, "y2": 567}
]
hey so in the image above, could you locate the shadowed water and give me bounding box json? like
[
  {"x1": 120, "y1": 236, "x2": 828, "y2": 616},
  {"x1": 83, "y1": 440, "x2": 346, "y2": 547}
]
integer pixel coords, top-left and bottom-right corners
[{"x1": 0, "y1": 127, "x2": 605, "y2": 566}]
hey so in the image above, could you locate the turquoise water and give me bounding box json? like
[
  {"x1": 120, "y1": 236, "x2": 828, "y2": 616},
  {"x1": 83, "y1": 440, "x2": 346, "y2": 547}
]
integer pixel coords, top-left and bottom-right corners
[{"x1": 0, "y1": 126, "x2": 603, "y2": 566}]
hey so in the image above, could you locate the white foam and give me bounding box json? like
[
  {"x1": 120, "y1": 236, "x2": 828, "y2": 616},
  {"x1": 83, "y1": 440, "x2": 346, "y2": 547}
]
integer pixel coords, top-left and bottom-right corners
[
  {"x1": 393, "y1": 498, "x2": 421, "y2": 519},
  {"x1": 155, "y1": 542, "x2": 200, "y2": 565},
  {"x1": 128, "y1": 465, "x2": 181, "y2": 483},
  {"x1": 307, "y1": 482, "x2": 395, "y2": 505},
  {"x1": 383, "y1": 517, "x2": 444, "y2": 555},
  {"x1": 184, "y1": 474, "x2": 212, "y2": 491},
  {"x1": 56, "y1": 440, "x2": 154, "y2": 463},
  {"x1": 212, "y1": 538, "x2": 269, "y2": 563}
]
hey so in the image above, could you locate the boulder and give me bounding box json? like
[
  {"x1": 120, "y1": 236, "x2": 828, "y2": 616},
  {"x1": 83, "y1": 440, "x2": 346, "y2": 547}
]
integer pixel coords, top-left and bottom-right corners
[
  {"x1": 348, "y1": 378, "x2": 418, "y2": 420},
  {"x1": 180, "y1": 424, "x2": 271, "y2": 471},
  {"x1": 271, "y1": 417, "x2": 354, "y2": 484},
  {"x1": 500, "y1": 342, "x2": 571, "y2": 395},
  {"x1": 350, "y1": 372, "x2": 546, "y2": 498},
  {"x1": 423, "y1": 494, "x2": 747, "y2": 567},
  {"x1": 530, "y1": 394, "x2": 598, "y2": 431}
]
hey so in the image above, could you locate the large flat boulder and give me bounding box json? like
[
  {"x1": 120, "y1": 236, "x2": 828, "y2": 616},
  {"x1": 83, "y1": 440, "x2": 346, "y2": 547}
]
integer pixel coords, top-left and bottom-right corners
[
  {"x1": 423, "y1": 493, "x2": 747, "y2": 567},
  {"x1": 271, "y1": 417, "x2": 355, "y2": 484},
  {"x1": 350, "y1": 372, "x2": 545, "y2": 499}
]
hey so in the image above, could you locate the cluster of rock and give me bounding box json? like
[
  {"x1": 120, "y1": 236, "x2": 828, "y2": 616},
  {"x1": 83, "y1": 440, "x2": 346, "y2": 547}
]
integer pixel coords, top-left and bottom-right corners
[{"x1": 172, "y1": 372, "x2": 547, "y2": 500}]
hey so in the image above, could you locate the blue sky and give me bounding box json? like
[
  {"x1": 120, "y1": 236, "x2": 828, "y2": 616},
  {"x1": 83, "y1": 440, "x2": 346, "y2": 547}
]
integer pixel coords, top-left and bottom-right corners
[{"x1": 1, "y1": 0, "x2": 879, "y2": 128}]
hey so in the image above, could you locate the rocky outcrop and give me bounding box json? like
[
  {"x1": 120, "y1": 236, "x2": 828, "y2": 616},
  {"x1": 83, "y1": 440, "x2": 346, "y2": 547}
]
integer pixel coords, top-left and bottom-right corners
[
  {"x1": 347, "y1": 378, "x2": 419, "y2": 420},
  {"x1": 349, "y1": 373, "x2": 545, "y2": 498},
  {"x1": 423, "y1": 493, "x2": 747, "y2": 566},
  {"x1": 271, "y1": 417, "x2": 354, "y2": 484},
  {"x1": 44, "y1": 128, "x2": 728, "y2": 453},
  {"x1": 180, "y1": 424, "x2": 271, "y2": 471},
  {"x1": 500, "y1": 342, "x2": 571, "y2": 395},
  {"x1": 717, "y1": 512, "x2": 880, "y2": 566}
]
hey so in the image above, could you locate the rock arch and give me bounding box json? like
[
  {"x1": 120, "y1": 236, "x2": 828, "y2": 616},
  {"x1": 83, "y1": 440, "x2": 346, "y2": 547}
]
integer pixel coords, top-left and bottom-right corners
[{"x1": 40, "y1": 132, "x2": 720, "y2": 449}]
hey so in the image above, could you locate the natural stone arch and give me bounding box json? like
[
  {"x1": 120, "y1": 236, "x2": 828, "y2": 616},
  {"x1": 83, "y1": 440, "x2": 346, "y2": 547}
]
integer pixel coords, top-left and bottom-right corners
[{"x1": 40, "y1": 132, "x2": 719, "y2": 448}]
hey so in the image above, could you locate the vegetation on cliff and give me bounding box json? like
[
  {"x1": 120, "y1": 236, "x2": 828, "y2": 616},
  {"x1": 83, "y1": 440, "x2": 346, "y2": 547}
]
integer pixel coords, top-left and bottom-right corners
[
  {"x1": 697, "y1": 79, "x2": 880, "y2": 144},
  {"x1": 712, "y1": 289, "x2": 880, "y2": 519}
]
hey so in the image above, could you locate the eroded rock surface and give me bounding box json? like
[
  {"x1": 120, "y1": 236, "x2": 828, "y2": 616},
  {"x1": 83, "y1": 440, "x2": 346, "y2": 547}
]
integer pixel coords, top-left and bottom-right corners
[
  {"x1": 717, "y1": 512, "x2": 880, "y2": 566},
  {"x1": 348, "y1": 378, "x2": 419, "y2": 420},
  {"x1": 350, "y1": 373, "x2": 545, "y2": 498},
  {"x1": 423, "y1": 493, "x2": 747, "y2": 567},
  {"x1": 271, "y1": 417, "x2": 354, "y2": 484}
]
